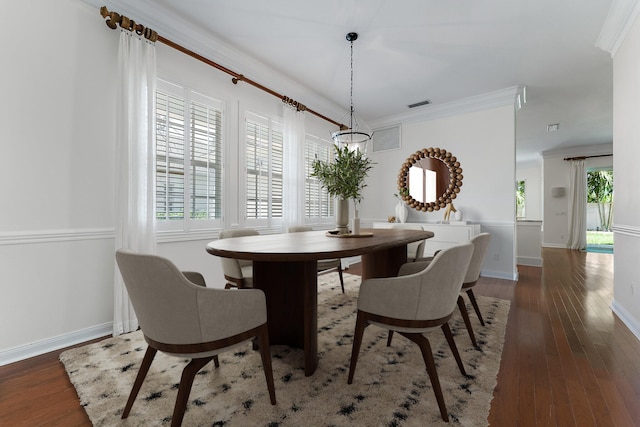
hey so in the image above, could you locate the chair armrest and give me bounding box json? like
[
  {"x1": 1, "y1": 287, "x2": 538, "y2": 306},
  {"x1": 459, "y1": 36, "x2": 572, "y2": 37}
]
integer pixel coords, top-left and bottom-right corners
[
  {"x1": 195, "y1": 288, "x2": 267, "y2": 341},
  {"x1": 358, "y1": 274, "x2": 422, "y2": 320},
  {"x1": 182, "y1": 271, "x2": 206, "y2": 287},
  {"x1": 398, "y1": 260, "x2": 431, "y2": 276}
]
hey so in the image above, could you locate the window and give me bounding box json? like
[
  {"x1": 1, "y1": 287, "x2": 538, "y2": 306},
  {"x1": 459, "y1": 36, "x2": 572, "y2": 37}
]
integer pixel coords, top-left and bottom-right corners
[
  {"x1": 155, "y1": 80, "x2": 223, "y2": 231},
  {"x1": 305, "y1": 135, "x2": 334, "y2": 223},
  {"x1": 244, "y1": 113, "x2": 283, "y2": 226}
]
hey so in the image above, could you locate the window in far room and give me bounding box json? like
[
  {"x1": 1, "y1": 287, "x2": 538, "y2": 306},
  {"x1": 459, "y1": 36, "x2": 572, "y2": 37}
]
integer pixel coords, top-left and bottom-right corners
[{"x1": 516, "y1": 179, "x2": 526, "y2": 219}]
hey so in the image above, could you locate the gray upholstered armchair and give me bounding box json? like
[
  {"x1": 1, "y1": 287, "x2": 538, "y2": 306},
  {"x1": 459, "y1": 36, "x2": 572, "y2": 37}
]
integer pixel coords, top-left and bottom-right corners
[
  {"x1": 287, "y1": 226, "x2": 345, "y2": 293},
  {"x1": 115, "y1": 249, "x2": 276, "y2": 427},
  {"x1": 217, "y1": 228, "x2": 259, "y2": 289},
  {"x1": 390, "y1": 223, "x2": 426, "y2": 262},
  {"x1": 347, "y1": 242, "x2": 474, "y2": 422},
  {"x1": 458, "y1": 232, "x2": 491, "y2": 346},
  {"x1": 389, "y1": 232, "x2": 491, "y2": 348}
]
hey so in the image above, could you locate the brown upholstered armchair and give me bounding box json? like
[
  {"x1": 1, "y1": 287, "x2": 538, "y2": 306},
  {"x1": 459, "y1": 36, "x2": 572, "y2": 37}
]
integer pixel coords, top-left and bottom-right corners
[
  {"x1": 115, "y1": 249, "x2": 276, "y2": 427},
  {"x1": 347, "y1": 242, "x2": 474, "y2": 422}
]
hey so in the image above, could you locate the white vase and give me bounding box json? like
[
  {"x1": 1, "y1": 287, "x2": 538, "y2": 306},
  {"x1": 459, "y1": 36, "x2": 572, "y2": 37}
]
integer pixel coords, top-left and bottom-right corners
[
  {"x1": 352, "y1": 217, "x2": 360, "y2": 235},
  {"x1": 454, "y1": 209, "x2": 462, "y2": 221},
  {"x1": 395, "y1": 200, "x2": 408, "y2": 223}
]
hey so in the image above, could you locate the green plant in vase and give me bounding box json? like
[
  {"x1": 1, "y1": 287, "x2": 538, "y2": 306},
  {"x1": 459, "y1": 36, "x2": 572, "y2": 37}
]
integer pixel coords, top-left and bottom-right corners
[{"x1": 311, "y1": 144, "x2": 373, "y2": 233}]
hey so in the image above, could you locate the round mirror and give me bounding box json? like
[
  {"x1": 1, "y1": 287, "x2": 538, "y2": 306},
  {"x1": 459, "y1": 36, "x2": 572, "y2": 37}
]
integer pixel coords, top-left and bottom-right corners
[{"x1": 397, "y1": 147, "x2": 463, "y2": 212}]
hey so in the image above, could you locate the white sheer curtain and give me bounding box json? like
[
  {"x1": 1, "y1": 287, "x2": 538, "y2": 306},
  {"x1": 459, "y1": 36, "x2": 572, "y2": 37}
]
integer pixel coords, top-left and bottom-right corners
[
  {"x1": 282, "y1": 104, "x2": 306, "y2": 230},
  {"x1": 113, "y1": 31, "x2": 157, "y2": 336},
  {"x1": 567, "y1": 160, "x2": 587, "y2": 250}
]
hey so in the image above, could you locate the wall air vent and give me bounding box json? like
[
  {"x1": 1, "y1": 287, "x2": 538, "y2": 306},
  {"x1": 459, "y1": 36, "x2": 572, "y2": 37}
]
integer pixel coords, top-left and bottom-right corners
[
  {"x1": 547, "y1": 123, "x2": 560, "y2": 132},
  {"x1": 408, "y1": 99, "x2": 431, "y2": 108}
]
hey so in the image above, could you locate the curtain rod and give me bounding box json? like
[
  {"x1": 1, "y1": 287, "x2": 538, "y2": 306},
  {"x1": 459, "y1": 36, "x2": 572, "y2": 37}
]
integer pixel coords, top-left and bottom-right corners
[
  {"x1": 99, "y1": 6, "x2": 346, "y2": 130},
  {"x1": 563, "y1": 154, "x2": 612, "y2": 161}
]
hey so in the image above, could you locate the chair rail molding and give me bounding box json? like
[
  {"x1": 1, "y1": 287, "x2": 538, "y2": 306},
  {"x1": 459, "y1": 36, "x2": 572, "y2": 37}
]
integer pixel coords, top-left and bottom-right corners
[
  {"x1": 612, "y1": 224, "x2": 640, "y2": 238},
  {"x1": 0, "y1": 228, "x2": 115, "y2": 246}
]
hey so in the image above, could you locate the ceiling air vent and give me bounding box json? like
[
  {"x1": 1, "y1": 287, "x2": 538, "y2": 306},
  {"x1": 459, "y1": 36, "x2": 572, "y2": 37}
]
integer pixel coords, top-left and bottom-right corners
[
  {"x1": 408, "y1": 99, "x2": 431, "y2": 108},
  {"x1": 547, "y1": 123, "x2": 560, "y2": 132}
]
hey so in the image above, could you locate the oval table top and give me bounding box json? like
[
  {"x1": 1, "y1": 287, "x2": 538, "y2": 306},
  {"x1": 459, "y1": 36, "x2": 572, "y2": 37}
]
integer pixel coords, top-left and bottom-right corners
[{"x1": 206, "y1": 228, "x2": 434, "y2": 262}]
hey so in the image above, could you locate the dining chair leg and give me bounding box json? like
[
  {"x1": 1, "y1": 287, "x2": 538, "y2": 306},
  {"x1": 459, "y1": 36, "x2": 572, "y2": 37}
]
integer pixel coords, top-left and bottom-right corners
[
  {"x1": 441, "y1": 323, "x2": 467, "y2": 376},
  {"x1": 213, "y1": 355, "x2": 220, "y2": 368},
  {"x1": 457, "y1": 295, "x2": 478, "y2": 348},
  {"x1": 171, "y1": 356, "x2": 215, "y2": 427},
  {"x1": 122, "y1": 346, "x2": 157, "y2": 419},
  {"x1": 466, "y1": 289, "x2": 485, "y2": 326},
  {"x1": 338, "y1": 264, "x2": 345, "y2": 293},
  {"x1": 347, "y1": 312, "x2": 368, "y2": 384},
  {"x1": 400, "y1": 332, "x2": 449, "y2": 422},
  {"x1": 386, "y1": 330, "x2": 394, "y2": 347},
  {"x1": 256, "y1": 324, "x2": 277, "y2": 405}
]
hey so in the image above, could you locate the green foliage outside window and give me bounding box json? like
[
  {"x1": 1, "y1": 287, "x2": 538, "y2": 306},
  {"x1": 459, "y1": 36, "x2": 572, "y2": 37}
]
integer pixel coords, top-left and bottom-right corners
[
  {"x1": 516, "y1": 180, "x2": 525, "y2": 218},
  {"x1": 587, "y1": 170, "x2": 613, "y2": 231}
]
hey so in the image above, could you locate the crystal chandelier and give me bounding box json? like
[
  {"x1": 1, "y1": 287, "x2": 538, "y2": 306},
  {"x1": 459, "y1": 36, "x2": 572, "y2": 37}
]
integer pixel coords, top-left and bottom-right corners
[{"x1": 331, "y1": 32, "x2": 372, "y2": 153}]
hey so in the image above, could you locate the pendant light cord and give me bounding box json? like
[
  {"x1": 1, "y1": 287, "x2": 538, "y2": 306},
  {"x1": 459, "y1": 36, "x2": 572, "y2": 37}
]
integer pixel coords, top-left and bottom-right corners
[{"x1": 350, "y1": 37, "x2": 354, "y2": 130}]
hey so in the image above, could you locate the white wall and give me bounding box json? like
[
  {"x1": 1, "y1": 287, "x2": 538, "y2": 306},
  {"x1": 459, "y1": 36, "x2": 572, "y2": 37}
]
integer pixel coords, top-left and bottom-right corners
[
  {"x1": 362, "y1": 105, "x2": 518, "y2": 280},
  {"x1": 611, "y1": 12, "x2": 640, "y2": 340},
  {"x1": 0, "y1": 0, "x2": 118, "y2": 363}
]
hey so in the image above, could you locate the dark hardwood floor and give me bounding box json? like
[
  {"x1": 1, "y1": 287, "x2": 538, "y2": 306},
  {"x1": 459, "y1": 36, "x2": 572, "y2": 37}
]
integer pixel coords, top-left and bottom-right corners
[{"x1": 1, "y1": 248, "x2": 638, "y2": 426}]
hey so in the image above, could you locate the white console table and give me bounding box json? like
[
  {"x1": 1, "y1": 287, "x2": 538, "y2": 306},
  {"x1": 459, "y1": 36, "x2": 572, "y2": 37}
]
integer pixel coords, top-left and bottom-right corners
[{"x1": 373, "y1": 222, "x2": 481, "y2": 257}]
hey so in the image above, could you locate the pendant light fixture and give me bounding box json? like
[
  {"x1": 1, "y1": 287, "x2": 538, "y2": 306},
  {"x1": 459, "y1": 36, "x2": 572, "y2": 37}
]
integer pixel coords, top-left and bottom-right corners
[{"x1": 331, "y1": 32, "x2": 372, "y2": 153}]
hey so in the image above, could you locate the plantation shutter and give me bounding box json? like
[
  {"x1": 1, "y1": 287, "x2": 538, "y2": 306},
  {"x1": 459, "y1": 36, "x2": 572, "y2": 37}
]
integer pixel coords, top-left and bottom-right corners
[
  {"x1": 245, "y1": 116, "x2": 283, "y2": 221},
  {"x1": 189, "y1": 100, "x2": 223, "y2": 220},
  {"x1": 305, "y1": 137, "x2": 334, "y2": 220},
  {"x1": 156, "y1": 91, "x2": 185, "y2": 220}
]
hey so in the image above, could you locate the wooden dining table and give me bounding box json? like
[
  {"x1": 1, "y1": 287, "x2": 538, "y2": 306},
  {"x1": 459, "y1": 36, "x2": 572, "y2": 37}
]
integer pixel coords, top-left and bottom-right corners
[{"x1": 206, "y1": 227, "x2": 433, "y2": 376}]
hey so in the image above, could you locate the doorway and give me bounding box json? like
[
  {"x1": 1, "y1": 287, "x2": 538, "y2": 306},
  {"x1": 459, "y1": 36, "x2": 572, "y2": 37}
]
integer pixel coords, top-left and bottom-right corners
[{"x1": 586, "y1": 168, "x2": 613, "y2": 253}]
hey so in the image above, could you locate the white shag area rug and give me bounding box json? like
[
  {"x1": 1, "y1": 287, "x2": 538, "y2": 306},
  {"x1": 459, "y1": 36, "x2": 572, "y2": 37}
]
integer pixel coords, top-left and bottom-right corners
[{"x1": 61, "y1": 272, "x2": 509, "y2": 426}]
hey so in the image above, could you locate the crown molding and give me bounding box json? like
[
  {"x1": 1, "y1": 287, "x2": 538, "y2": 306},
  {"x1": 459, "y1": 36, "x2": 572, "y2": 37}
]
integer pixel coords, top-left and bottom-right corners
[
  {"x1": 595, "y1": 0, "x2": 640, "y2": 56},
  {"x1": 369, "y1": 86, "x2": 524, "y2": 129}
]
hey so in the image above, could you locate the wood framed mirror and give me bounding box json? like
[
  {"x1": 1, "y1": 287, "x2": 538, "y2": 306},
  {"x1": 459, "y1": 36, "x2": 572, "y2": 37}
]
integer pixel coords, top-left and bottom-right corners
[{"x1": 397, "y1": 147, "x2": 463, "y2": 212}]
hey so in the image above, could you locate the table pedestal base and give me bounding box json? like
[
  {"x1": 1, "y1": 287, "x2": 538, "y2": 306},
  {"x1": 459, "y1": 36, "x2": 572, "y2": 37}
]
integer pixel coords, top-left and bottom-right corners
[
  {"x1": 252, "y1": 245, "x2": 408, "y2": 376},
  {"x1": 253, "y1": 260, "x2": 318, "y2": 376}
]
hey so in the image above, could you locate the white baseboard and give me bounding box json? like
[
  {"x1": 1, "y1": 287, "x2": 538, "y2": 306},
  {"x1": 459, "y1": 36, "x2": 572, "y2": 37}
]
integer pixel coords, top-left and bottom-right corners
[
  {"x1": 611, "y1": 300, "x2": 640, "y2": 343},
  {"x1": 542, "y1": 243, "x2": 567, "y2": 249},
  {"x1": 0, "y1": 322, "x2": 112, "y2": 366},
  {"x1": 517, "y1": 256, "x2": 543, "y2": 267},
  {"x1": 481, "y1": 269, "x2": 518, "y2": 281}
]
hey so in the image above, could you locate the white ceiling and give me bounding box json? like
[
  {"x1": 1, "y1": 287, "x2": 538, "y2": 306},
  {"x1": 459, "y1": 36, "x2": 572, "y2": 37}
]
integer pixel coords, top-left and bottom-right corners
[{"x1": 97, "y1": 0, "x2": 615, "y2": 163}]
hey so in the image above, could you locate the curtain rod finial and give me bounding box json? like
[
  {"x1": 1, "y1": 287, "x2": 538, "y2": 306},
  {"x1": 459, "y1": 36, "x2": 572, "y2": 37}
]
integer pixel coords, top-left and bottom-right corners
[{"x1": 100, "y1": 6, "x2": 120, "y2": 30}]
